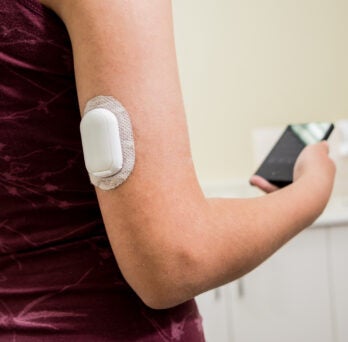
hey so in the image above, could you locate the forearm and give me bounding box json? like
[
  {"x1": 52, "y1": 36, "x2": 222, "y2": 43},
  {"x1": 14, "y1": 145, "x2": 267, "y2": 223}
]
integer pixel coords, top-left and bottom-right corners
[
  {"x1": 96, "y1": 170, "x2": 333, "y2": 309},
  {"x1": 202, "y1": 175, "x2": 329, "y2": 285}
]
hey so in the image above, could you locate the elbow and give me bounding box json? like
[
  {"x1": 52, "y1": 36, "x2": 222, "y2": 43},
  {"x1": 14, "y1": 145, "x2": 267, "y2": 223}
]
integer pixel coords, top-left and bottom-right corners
[
  {"x1": 122, "y1": 240, "x2": 200, "y2": 310},
  {"x1": 135, "y1": 277, "x2": 197, "y2": 311},
  {"x1": 107, "y1": 197, "x2": 212, "y2": 309},
  {"x1": 138, "y1": 288, "x2": 185, "y2": 310}
]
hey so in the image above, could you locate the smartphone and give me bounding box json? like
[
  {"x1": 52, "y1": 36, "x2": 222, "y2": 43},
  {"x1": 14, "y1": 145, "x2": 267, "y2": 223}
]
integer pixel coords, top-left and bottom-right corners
[{"x1": 254, "y1": 122, "x2": 334, "y2": 188}]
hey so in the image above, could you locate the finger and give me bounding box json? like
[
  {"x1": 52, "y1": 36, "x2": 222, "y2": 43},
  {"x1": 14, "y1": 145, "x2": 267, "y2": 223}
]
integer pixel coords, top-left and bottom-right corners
[
  {"x1": 319, "y1": 140, "x2": 330, "y2": 153},
  {"x1": 249, "y1": 175, "x2": 279, "y2": 193}
]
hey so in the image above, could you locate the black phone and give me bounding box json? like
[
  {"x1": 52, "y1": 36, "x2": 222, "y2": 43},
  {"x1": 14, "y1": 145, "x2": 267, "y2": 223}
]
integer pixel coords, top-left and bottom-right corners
[{"x1": 254, "y1": 122, "x2": 335, "y2": 188}]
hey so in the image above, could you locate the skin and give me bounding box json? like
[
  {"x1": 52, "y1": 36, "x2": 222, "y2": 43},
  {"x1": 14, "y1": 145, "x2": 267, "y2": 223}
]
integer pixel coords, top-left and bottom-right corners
[{"x1": 40, "y1": 0, "x2": 336, "y2": 309}]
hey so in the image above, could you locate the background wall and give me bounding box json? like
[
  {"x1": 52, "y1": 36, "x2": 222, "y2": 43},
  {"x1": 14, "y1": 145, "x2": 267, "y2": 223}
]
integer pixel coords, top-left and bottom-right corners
[{"x1": 172, "y1": 0, "x2": 348, "y2": 184}]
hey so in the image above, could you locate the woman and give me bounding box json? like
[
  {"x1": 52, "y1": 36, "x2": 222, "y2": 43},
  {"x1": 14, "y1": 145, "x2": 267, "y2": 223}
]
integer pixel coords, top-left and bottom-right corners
[{"x1": 0, "y1": 0, "x2": 335, "y2": 341}]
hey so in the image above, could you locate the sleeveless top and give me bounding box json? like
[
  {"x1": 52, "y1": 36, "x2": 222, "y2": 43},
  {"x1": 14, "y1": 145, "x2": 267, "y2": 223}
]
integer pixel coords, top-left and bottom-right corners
[{"x1": 0, "y1": 1, "x2": 205, "y2": 341}]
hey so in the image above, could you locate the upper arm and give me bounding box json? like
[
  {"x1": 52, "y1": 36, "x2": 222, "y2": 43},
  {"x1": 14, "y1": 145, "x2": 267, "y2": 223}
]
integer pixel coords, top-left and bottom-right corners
[
  {"x1": 40, "y1": 0, "x2": 207, "y2": 304},
  {"x1": 44, "y1": 0, "x2": 204, "y2": 220}
]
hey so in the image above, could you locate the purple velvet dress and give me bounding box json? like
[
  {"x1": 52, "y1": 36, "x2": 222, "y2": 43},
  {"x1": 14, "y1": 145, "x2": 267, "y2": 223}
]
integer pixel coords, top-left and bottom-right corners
[{"x1": 0, "y1": 1, "x2": 205, "y2": 341}]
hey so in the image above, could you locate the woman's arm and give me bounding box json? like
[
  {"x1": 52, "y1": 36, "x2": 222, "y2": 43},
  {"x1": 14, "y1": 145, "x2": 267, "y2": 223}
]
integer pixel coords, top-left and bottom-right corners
[{"x1": 40, "y1": 0, "x2": 335, "y2": 309}]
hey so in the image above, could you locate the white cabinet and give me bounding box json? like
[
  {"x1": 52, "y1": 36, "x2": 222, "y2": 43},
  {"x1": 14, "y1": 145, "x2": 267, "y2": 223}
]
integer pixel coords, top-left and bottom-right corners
[
  {"x1": 196, "y1": 285, "x2": 231, "y2": 342},
  {"x1": 228, "y1": 227, "x2": 334, "y2": 342},
  {"x1": 328, "y1": 225, "x2": 348, "y2": 342}
]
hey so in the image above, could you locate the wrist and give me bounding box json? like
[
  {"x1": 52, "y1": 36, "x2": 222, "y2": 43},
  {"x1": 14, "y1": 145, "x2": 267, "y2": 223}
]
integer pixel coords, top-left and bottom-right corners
[{"x1": 291, "y1": 173, "x2": 334, "y2": 222}]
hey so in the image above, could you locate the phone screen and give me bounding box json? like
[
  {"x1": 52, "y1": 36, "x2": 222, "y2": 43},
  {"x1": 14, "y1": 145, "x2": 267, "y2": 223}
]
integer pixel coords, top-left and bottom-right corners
[
  {"x1": 254, "y1": 122, "x2": 334, "y2": 188},
  {"x1": 290, "y1": 122, "x2": 333, "y2": 145}
]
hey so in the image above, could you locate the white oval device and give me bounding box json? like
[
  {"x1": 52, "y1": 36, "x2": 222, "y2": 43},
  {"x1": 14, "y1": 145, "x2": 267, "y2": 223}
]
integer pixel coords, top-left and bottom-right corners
[{"x1": 80, "y1": 108, "x2": 123, "y2": 177}]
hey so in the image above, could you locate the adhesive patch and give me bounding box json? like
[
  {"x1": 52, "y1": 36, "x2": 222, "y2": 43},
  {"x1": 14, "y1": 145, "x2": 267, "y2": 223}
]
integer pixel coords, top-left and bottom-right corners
[{"x1": 82, "y1": 96, "x2": 135, "y2": 190}]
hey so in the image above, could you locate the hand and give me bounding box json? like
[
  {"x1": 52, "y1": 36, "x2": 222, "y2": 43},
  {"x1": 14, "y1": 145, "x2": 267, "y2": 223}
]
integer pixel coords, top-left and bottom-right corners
[
  {"x1": 293, "y1": 141, "x2": 336, "y2": 184},
  {"x1": 250, "y1": 141, "x2": 335, "y2": 195}
]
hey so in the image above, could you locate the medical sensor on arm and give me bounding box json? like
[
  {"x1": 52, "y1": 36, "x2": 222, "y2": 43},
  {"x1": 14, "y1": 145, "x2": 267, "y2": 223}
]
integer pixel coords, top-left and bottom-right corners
[
  {"x1": 80, "y1": 96, "x2": 136, "y2": 190},
  {"x1": 80, "y1": 108, "x2": 123, "y2": 177}
]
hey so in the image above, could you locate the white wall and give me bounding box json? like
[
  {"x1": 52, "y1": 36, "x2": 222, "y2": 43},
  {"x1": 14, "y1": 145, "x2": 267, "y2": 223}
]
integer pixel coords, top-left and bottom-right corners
[{"x1": 172, "y1": 0, "x2": 348, "y2": 184}]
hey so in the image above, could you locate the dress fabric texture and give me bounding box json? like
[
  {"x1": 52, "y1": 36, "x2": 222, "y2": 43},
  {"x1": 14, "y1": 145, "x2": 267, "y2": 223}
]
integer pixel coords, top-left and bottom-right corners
[{"x1": 0, "y1": 1, "x2": 205, "y2": 341}]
